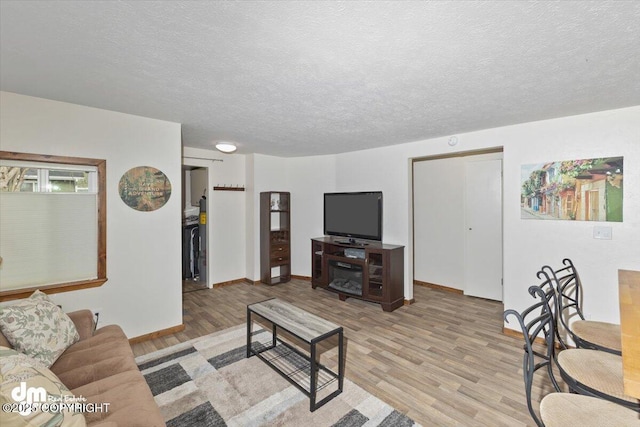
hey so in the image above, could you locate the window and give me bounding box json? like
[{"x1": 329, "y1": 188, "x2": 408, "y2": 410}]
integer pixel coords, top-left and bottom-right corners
[{"x1": 0, "y1": 151, "x2": 106, "y2": 301}]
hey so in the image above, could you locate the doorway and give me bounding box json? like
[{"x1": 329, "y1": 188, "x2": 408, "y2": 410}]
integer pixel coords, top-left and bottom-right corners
[
  {"x1": 413, "y1": 148, "x2": 503, "y2": 301},
  {"x1": 181, "y1": 165, "x2": 209, "y2": 292}
]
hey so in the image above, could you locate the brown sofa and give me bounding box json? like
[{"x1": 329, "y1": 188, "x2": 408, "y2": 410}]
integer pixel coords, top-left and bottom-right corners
[{"x1": 0, "y1": 309, "x2": 165, "y2": 427}]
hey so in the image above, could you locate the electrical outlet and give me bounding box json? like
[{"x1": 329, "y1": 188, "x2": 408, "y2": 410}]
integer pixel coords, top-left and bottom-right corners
[{"x1": 593, "y1": 226, "x2": 612, "y2": 240}]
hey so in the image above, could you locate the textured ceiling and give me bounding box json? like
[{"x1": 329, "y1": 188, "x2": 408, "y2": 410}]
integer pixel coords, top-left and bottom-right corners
[{"x1": 1, "y1": 1, "x2": 639, "y2": 157}]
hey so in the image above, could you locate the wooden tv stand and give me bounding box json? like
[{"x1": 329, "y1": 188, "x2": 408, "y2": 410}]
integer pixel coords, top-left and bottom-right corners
[{"x1": 311, "y1": 237, "x2": 404, "y2": 312}]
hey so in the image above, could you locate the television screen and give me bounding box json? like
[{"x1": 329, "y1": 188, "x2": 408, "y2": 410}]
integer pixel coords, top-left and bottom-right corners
[{"x1": 324, "y1": 192, "x2": 383, "y2": 241}]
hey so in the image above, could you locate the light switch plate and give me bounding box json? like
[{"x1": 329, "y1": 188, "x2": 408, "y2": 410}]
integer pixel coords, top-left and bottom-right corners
[{"x1": 593, "y1": 226, "x2": 612, "y2": 240}]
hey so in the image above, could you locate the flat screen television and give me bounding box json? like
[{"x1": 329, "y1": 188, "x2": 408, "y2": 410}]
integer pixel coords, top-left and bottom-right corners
[{"x1": 324, "y1": 192, "x2": 383, "y2": 242}]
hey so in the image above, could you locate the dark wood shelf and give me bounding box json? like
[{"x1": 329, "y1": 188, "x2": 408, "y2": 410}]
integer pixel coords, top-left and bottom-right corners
[{"x1": 260, "y1": 192, "x2": 291, "y2": 285}]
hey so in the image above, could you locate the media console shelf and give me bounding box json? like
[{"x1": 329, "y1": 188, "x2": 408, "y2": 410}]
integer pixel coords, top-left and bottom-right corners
[{"x1": 311, "y1": 237, "x2": 404, "y2": 312}]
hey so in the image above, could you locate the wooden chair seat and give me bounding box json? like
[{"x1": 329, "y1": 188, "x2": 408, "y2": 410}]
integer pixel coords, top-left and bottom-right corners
[
  {"x1": 557, "y1": 348, "x2": 638, "y2": 406},
  {"x1": 571, "y1": 320, "x2": 622, "y2": 353},
  {"x1": 541, "y1": 393, "x2": 640, "y2": 427}
]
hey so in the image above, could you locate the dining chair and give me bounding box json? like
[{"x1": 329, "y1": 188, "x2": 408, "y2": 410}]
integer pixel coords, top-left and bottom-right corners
[
  {"x1": 542, "y1": 258, "x2": 622, "y2": 355},
  {"x1": 505, "y1": 285, "x2": 640, "y2": 427},
  {"x1": 536, "y1": 268, "x2": 638, "y2": 410}
]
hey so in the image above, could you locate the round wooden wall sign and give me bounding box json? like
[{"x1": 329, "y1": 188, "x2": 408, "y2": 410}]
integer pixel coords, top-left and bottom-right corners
[{"x1": 118, "y1": 166, "x2": 172, "y2": 212}]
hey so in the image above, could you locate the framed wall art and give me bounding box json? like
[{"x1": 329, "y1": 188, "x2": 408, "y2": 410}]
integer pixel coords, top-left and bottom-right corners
[
  {"x1": 119, "y1": 166, "x2": 171, "y2": 212},
  {"x1": 521, "y1": 157, "x2": 623, "y2": 222}
]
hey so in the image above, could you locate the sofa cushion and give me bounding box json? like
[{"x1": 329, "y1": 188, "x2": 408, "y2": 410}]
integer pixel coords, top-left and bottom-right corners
[
  {"x1": 51, "y1": 325, "x2": 138, "y2": 391},
  {"x1": 71, "y1": 370, "x2": 166, "y2": 427},
  {"x1": 0, "y1": 291, "x2": 79, "y2": 367},
  {"x1": 55, "y1": 354, "x2": 139, "y2": 392},
  {"x1": 0, "y1": 346, "x2": 86, "y2": 427},
  {"x1": 60, "y1": 326, "x2": 129, "y2": 354}
]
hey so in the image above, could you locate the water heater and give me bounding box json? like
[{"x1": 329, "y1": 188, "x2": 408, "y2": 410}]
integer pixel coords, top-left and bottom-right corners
[{"x1": 198, "y1": 196, "x2": 207, "y2": 284}]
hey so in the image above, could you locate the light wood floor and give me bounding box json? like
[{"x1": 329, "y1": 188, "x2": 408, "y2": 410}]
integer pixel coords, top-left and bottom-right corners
[{"x1": 131, "y1": 279, "x2": 545, "y2": 426}]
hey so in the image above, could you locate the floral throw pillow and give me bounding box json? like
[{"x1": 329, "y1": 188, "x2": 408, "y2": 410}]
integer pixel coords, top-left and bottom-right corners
[
  {"x1": 0, "y1": 291, "x2": 80, "y2": 367},
  {"x1": 0, "y1": 346, "x2": 86, "y2": 427}
]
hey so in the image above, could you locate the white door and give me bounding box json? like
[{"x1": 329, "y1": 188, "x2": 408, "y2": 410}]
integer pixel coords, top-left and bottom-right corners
[{"x1": 464, "y1": 159, "x2": 503, "y2": 301}]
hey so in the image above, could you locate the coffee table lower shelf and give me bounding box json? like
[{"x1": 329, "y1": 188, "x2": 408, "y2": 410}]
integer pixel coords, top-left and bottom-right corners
[
  {"x1": 246, "y1": 298, "x2": 344, "y2": 412},
  {"x1": 248, "y1": 339, "x2": 341, "y2": 410}
]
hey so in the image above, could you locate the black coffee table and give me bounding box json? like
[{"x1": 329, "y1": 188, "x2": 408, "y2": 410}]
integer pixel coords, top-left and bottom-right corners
[{"x1": 246, "y1": 298, "x2": 344, "y2": 411}]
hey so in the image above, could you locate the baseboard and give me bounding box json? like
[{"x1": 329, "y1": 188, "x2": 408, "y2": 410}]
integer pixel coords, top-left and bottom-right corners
[
  {"x1": 212, "y1": 278, "x2": 251, "y2": 288},
  {"x1": 249, "y1": 276, "x2": 310, "y2": 285},
  {"x1": 404, "y1": 298, "x2": 415, "y2": 305},
  {"x1": 502, "y1": 326, "x2": 526, "y2": 341},
  {"x1": 129, "y1": 324, "x2": 185, "y2": 345},
  {"x1": 503, "y1": 326, "x2": 547, "y2": 347},
  {"x1": 414, "y1": 280, "x2": 463, "y2": 295},
  {"x1": 503, "y1": 326, "x2": 560, "y2": 348}
]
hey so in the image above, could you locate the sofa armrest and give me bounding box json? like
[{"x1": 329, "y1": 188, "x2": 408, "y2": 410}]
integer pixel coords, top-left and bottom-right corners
[{"x1": 67, "y1": 309, "x2": 95, "y2": 340}]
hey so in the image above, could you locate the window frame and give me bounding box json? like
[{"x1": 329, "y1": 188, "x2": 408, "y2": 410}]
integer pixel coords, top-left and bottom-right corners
[{"x1": 0, "y1": 151, "x2": 107, "y2": 301}]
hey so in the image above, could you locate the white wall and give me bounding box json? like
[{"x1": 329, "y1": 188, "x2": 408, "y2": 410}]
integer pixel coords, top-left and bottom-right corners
[
  {"x1": 185, "y1": 106, "x2": 640, "y2": 329},
  {"x1": 245, "y1": 154, "x2": 255, "y2": 280},
  {"x1": 0, "y1": 91, "x2": 183, "y2": 338},
  {"x1": 500, "y1": 109, "x2": 639, "y2": 324},
  {"x1": 245, "y1": 154, "x2": 336, "y2": 281},
  {"x1": 204, "y1": 107, "x2": 640, "y2": 321},
  {"x1": 183, "y1": 147, "x2": 246, "y2": 285},
  {"x1": 332, "y1": 145, "x2": 417, "y2": 298},
  {"x1": 247, "y1": 146, "x2": 414, "y2": 287},
  {"x1": 8, "y1": 94, "x2": 634, "y2": 338},
  {"x1": 247, "y1": 154, "x2": 288, "y2": 281},
  {"x1": 287, "y1": 156, "x2": 336, "y2": 276},
  {"x1": 275, "y1": 106, "x2": 639, "y2": 325}
]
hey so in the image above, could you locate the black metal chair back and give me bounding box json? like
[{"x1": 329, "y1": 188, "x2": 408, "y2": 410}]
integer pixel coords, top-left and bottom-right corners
[
  {"x1": 542, "y1": 258, "x2": 622, "y2": 354},
  {"x1": 540, "y1": 260, "x2": 580, "y2": 350},
  {"x1": 504, "y1": 284, "x2": 561, "y2": 427}
]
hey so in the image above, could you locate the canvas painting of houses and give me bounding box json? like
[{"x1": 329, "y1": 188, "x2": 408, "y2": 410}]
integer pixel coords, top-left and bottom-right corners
[{"x1": 521, "y1": 157, "x2": 623, "y2": 222}]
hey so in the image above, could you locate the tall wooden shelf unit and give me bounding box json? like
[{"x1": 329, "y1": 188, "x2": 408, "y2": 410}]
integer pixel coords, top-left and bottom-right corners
[
  {"x1": 260, "y1": 192, "x2": 291, "y2": 285},
  {"x1": 311, "y1": 237, "x2": 404, "y2": 311}
]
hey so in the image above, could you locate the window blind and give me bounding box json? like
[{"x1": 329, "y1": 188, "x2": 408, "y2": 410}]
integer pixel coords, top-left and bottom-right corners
[{"x1": 0, "y1": 192, "x2": 98, "y2": 290}]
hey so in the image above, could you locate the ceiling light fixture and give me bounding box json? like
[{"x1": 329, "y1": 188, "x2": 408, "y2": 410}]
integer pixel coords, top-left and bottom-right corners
[{"x1": 215, "y1": 142, "x2": 237, "y2": 153}]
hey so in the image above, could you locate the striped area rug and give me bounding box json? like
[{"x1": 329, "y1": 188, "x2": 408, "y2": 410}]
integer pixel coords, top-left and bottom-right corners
[{"x1": 135, "y1": 324, "x2": 421, "y2": 427}]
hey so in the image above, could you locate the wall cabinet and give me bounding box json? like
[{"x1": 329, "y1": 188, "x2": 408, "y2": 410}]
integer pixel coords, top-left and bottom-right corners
[
  {"x1": 260, "y1": 192, "x2": 291, "y2": 285},
  {"x1": 311, "y1": 237, "x2": 404, "y2": 311}
]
